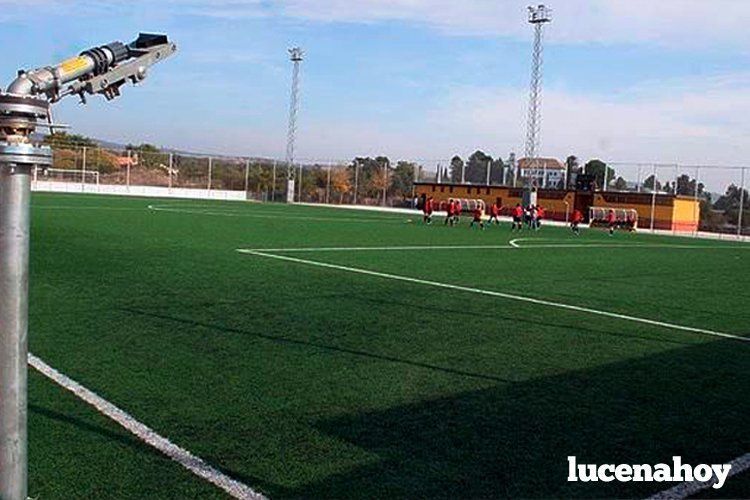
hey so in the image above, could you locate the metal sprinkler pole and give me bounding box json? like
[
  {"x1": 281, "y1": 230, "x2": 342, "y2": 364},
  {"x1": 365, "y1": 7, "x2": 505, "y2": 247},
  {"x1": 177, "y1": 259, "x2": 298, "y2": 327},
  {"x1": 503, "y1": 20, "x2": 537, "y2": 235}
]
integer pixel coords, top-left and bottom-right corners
[
  {"x1": 0, "y1": 33, "x2": 176, "y2": 499},
  {"x1": 0, "y1": 163, "x2": 32, "y2": 500}
]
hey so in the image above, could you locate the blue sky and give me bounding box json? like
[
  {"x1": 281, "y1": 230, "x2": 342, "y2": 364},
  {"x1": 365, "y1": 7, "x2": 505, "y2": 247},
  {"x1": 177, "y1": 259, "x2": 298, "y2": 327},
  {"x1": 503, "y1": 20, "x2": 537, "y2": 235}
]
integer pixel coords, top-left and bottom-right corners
[{"x1": 3, "y1": 0, "x2": 750, "y2": 190}]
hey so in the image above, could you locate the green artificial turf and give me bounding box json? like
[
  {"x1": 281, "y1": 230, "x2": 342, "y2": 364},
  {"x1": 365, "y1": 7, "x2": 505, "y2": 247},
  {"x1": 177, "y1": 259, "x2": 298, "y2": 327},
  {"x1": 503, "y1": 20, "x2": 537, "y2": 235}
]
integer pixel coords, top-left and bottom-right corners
[{"x1": 26, "y1": 192, "x2": 750, "y2": 498}]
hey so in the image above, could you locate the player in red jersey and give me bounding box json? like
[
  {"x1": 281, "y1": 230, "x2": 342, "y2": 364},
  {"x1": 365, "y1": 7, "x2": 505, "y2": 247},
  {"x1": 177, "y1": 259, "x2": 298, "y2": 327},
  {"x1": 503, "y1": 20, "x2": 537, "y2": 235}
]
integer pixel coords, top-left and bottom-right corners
[
  {"x1": 470, "y1": 204, "x2": 485, "y2": 230},
  {"x1": 535, "y1": 205, "x2": 545, "y2": 230},
  {"x1": 571, "y1": 209, "x2": 583, "y2": 235},
  {"x1": 422, "y1": 196, "x2": 434, "y2": 224},
  {"x1": 511, "y1": 203, "x2": 524, "y2": 232},
  {"x1": 626, "y1": 211, "x2": 637, "y2": 232},
  {"x1": 452, "y1": 199, "x2": 461, "y2": 225},
  {"x1": 607, "y1": 209, "x2": 617, "y2": 236},
  {"x1": 487, "y1": 201, "x2": 501, "y2": 226},
  {"x1": 444, "y1": 198, "x2": 454, "y2": 226}
]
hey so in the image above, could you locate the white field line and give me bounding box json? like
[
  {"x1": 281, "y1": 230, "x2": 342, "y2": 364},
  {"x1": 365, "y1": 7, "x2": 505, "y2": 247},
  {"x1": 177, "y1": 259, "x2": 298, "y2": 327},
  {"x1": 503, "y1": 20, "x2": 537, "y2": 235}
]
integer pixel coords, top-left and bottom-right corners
[
  {"x1": 240, "y1": 244, "x2": 520, "y2": 253},
  {"x1": 28, "y1": 353, "x2": 266, "y2": 500},
  {"x1": 237, "y1": 243, "x2": 747, "y2": 253},
  {"x1": 238, "y1": 250, "x2": 749, "y2": 343},
  {"x1": 648, "y1": 452, "x2": 750, "y2": 499},
  {"x1": 147, "y1": 205, "x2": 401, "y2": 224},
  {"x1": 32, "y1": 205, "x2": 148, "y2": 211}
]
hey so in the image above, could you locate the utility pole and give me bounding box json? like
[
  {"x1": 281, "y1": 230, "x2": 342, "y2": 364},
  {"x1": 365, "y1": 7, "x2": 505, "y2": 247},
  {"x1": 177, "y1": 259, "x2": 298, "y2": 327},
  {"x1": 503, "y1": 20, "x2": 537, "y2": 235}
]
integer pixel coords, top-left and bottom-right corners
[
  {"x1": 285, "y1": 47, "x2": 303, "y2": 203},
  {"x1": 524, "y1": 4, "x2": 551, "y2": 190}
]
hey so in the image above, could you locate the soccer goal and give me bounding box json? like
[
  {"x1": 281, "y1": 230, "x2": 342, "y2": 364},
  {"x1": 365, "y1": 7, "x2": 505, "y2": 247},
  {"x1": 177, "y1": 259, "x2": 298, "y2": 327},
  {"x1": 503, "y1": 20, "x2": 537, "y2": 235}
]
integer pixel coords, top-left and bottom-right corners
[
  {"x1": 34, "y1": 167, "x2": 100, "y2": 186},
  {"x1": 589, "y1": 206, "x2": 638, "y2": 229}
]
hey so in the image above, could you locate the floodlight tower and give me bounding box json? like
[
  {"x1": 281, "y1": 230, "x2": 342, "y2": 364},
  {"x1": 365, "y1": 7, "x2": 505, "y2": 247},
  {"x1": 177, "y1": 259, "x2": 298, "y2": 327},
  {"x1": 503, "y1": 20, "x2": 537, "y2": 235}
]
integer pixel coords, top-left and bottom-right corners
[
  {"x1": 285, "y1": 47, "x2": 303, "y2": 203},
  {"x1": 524, "y1": 4, "x2": 551, "y2": 190},
  {"x1": 0, "y1": 34, "x2": 175, "y2": 500}
]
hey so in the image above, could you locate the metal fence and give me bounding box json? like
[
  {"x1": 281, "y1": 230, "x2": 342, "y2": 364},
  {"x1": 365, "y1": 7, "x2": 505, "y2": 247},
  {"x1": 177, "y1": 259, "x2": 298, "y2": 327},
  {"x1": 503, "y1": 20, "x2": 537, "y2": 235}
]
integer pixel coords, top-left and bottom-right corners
[
  {"x1": 35, "y1": 145, "x2": 749, "y2": 237},
  {"x1": 602, "y1": 162, "x2": 747, "y2": 237}
]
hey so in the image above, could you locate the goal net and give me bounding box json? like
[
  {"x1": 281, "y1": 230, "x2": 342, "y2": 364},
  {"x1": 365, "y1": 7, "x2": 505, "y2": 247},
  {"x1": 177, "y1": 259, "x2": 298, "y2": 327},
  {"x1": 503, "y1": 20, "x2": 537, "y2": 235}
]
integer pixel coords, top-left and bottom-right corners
[
  {"x1": 589, "y1": 206, "x2": 638, "y2": 229},
  {"x1": 35, "y1": 167, "x2": 100, "y2": 185}
]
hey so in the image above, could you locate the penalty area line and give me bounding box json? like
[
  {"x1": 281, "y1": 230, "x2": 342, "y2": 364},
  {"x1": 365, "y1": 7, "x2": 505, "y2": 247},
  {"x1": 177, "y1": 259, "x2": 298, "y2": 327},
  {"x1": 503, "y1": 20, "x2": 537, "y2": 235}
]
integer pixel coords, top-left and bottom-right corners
[
  {"x1": 28, "y1": 353, "x2": 266, "y2": 500},
  {"x1": 238, "y1": 250, "x2": 749, "y2": 343}
]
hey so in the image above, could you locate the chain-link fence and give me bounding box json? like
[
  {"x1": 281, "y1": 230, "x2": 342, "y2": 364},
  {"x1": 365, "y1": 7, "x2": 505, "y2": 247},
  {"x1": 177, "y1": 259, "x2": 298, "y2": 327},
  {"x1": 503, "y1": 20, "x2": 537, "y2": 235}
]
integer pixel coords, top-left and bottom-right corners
[
  {"x1": 603, "y1": 163, "x2": 748, "y2": 237},
  {"x1": 34, "y1": 145, "x2": 749, "y2": 237}
]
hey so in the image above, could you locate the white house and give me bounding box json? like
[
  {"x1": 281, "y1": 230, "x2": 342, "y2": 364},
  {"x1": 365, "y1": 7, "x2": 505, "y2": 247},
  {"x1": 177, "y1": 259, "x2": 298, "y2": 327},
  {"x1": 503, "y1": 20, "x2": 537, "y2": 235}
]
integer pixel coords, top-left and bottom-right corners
[{"x1": 517, "y1": 157, "x2": 565, "y2": 188}]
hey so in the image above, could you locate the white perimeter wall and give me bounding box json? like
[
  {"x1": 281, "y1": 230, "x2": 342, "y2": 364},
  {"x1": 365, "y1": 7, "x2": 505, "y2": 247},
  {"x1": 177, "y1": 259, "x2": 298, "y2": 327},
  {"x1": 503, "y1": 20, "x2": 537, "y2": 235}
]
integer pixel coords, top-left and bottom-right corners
[{"x1": 32, "y1": 181, "x2": 247, "y2": 201}]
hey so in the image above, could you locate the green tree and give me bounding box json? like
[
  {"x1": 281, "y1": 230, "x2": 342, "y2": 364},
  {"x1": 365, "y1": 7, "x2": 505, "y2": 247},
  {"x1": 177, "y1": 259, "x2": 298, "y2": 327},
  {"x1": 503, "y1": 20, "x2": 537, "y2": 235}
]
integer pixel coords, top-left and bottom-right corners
[
  {"x1": 675, "y1": 174, "x2": 704, "y2": 197},
  {"x1": 350, "y1": 156, "x2": 390, "y2": 200},
  {"x1": 642, "y1": 174, "x2": 661, "y2": 191},
  {"x1": 450, "y1": 156, "x2": 464, "y2": 183},
  {"x1": 613, "y1": 176, "x2": 628, "y2": 191},
  {"x1": 713, "y1": 184, "x2": 749, "y2": 211},
  {"x1": 391, "y1": 161, "x2": 417, "y2": 199},
  {"x1": 584, "y1": 159, "x2": 615, "y2": 189},
  {"x1": 465, "y1": 150, "x2": 492, "y2": 184},
  {"x1": 43, "y1": 132, "x2": 97, "y2": 149},
  {"x1": 565, "y1": 155, "x2": 579, "y2": 189}
]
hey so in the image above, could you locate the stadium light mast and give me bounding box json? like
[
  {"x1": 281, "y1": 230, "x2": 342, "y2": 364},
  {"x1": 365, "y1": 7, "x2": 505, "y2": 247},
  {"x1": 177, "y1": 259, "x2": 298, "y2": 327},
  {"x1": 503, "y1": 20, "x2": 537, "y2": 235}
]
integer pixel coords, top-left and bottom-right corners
[
  {"x1": 285, "y1": 47, "x2": 303, "y2": 203},
  {"x1": 524, "y1": 4, "x2": 551, "y2": 190},
  {"x1": 0, "y1": 34, "x2": 175, "y2": 500}
]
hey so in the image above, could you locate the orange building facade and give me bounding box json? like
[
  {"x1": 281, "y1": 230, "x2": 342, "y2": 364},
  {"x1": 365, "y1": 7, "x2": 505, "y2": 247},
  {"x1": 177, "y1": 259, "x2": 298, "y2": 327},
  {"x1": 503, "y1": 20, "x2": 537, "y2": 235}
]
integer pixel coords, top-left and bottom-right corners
[{"x1": 414, "y1": 182, "x2": 699, "y2": 232}]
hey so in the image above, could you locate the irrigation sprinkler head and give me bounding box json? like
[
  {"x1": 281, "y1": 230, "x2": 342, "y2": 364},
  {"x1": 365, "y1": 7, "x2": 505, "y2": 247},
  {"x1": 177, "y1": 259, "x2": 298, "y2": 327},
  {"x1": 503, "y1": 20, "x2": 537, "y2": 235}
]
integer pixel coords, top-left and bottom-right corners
[{"x1": 1, "y1": 33, "x2": 176, "y2": 168}]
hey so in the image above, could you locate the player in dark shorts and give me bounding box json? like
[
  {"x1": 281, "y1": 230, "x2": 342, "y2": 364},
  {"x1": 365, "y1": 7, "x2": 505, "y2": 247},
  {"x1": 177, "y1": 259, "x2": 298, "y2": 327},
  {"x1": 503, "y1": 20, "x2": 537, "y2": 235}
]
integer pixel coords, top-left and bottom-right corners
[
  {"x1": 626, "y1": 211, "x2": 637, "y2": 232},
  {"x1": 470, "y1": 205, "x2": 485, "y2": 230},
  {"x1": 487, "y1": 201, "x2": 501, "y2": 226},
  {"x1": 444, "y1": 198, "x2": 454, "y2": 226},
  {"x1": 511, "y1": 203, "x2": 524, "y2": 231},
  {"x1": 536, "y1": 205, "x2": 545, "y2": 230},
  {"x1": 452, "y1": 199, "x2": 461, "y2": 225},
  {"x1": 571, "y1": 209, "x2": 583, "y2": 235},
  {"x1": 422, "y1": 196, "x2": 434, "y2": 224}
]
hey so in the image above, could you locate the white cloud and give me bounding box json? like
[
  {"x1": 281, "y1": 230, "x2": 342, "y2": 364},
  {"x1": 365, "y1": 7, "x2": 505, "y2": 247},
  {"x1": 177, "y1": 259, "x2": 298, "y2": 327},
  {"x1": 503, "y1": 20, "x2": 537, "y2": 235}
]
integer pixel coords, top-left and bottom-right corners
[
  {"x1": 201, "y1": 0, "x2": 750, "y2": 48},
  {"x1": 7, "y1": 1, "x2": 750, "y2": 48},
  {"x1": 425, "y1": 75, "x2": 750, "y2": 191}
]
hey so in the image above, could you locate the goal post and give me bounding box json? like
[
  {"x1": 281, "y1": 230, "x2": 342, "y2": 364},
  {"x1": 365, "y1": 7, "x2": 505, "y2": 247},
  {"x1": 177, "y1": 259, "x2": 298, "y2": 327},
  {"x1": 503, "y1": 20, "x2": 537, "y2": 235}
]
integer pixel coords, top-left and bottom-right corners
[{"x1": 34, "y1": 167, "x2": 100, "y2": 186}]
